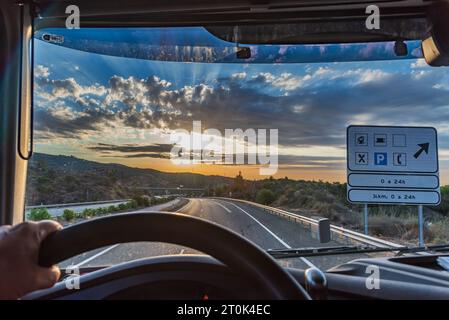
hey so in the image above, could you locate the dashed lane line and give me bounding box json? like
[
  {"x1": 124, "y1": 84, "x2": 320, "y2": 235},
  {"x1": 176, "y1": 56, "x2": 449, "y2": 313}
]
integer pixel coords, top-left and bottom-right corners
[
  {"x1": 71, "y1": 244, "x2": 120, "y2": 268},
  {"x1": 211, "y1": 200, "x2": 232, "y2": 213}
]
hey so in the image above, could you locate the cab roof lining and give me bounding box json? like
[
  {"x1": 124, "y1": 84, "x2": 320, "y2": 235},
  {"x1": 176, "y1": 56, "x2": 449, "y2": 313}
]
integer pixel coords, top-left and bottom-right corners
[
  {"x1": 29, "y1": 0, "x2": 437, "y2": 44},
  {"x1": 32, "y1": 0, "x2": 433, "y2": 24}
]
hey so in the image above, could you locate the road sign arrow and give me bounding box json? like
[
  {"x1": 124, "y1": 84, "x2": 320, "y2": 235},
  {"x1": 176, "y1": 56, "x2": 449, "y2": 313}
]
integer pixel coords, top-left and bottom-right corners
[{"x1": 413, "y1": 143, "x2": 430, "y2": 159}]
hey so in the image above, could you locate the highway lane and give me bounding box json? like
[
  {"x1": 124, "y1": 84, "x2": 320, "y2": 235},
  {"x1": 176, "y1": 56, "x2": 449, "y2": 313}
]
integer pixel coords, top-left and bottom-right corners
[
  {"x1": 59, "y1": 198, "x2": 369, "y2": 271},
  {"x1": 59, "y1": 199, "x2": 185, "y2": 268},
  {"x1": 216, "y1": 199, "x2": 369, "y2": 270},
  {"x1": 174, "y1": 198, "x2": 368, "y2": 270}
]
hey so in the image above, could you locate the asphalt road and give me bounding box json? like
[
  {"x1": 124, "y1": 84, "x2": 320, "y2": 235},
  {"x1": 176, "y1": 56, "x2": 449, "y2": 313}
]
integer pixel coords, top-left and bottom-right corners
[{"x1": 59, "y1": 198, "x2": 369, "y2": 271}]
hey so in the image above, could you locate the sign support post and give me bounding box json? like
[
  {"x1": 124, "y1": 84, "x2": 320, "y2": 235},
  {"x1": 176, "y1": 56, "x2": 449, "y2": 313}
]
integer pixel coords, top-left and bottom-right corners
[
  {"x1": 364, "y1": 204, "x2": 368, "y2": 235},
  {"x1": 418, "y1": 205, "x2": 424, "y2": 246}
]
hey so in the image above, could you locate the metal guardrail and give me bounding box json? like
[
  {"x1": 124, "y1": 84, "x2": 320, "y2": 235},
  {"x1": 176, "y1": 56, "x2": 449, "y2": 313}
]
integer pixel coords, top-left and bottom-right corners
[
  {"x1": 25, "y1": 199, "x2": 131, "y2": 210},
  {"x1": 215, "y1": 197, "x2": 403, "y2": 249}
]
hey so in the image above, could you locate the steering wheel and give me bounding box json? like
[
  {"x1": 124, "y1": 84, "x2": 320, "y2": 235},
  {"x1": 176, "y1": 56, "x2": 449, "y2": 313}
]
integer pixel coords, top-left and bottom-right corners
[{"x1": 35, "y1": 212, "x2": 309, "y2": 300}]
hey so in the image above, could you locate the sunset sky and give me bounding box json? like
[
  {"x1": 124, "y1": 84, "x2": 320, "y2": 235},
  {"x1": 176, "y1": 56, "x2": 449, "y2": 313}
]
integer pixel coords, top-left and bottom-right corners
[{"x1": 33, "y1": 27, "x2": 449, "y2": 184}]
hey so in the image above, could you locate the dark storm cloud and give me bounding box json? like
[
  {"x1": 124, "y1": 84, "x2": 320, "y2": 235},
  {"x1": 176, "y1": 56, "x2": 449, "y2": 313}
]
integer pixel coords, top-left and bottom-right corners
[
  {"x1": 88, "y1": 143, "x2": 173, "y2": 153},
  {"x1": 144, "y1": 71, "x2": 449, "y2": 148},
  {"x1": 279, "y1": 155, "x2": 345, "y2": 164},
  {"x1": 103, "y1": 153, "x2": 171, "y2": 159},
  {"x1": 34, "y1": 108, "x2": 116, "y2": 139},
  {"x1": 209, "y1": 71, "x2": 449, "y2": 147}
]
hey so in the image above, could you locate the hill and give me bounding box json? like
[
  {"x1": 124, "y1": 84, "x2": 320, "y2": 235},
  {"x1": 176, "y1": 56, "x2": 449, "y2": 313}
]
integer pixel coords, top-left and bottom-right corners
[{"x1": 25, "y1": 153, "x2": 231, "y2": 205}]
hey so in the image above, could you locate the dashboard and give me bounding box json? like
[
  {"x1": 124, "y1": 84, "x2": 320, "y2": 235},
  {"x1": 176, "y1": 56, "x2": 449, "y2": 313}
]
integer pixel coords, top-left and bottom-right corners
[{"x1": 24, "y1": 254, "x2": 449, "y2": 300}]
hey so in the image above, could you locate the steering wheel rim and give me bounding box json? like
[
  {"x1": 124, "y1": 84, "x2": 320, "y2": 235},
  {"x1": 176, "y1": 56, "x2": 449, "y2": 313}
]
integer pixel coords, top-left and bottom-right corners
[{"x1": 39, "y1": 212, "x2": 309, "y2": 300}]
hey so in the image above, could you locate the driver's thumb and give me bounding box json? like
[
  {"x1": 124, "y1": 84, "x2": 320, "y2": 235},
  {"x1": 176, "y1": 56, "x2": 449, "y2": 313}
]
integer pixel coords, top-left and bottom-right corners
[{"x1": 33, "y1": 265, "x2": 61, "y2": 290}]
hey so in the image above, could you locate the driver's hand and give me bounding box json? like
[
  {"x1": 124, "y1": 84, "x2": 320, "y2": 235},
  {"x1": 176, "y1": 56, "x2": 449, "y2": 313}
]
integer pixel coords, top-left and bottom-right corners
[{"x1": 0, "y1": 220, "x2": 62, "y2": 299}]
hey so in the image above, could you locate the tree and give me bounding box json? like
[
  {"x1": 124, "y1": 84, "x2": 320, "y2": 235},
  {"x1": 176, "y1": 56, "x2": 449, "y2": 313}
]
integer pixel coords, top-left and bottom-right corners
[{"x1": 230, "y1": 171, "x2": 250, "y2": 199}]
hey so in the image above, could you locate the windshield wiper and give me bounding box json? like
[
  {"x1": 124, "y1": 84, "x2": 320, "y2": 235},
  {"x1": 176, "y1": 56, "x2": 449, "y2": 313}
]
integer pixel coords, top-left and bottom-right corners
[{"x1": 267, "y1": 244, "x2": 449, "y2": 259}]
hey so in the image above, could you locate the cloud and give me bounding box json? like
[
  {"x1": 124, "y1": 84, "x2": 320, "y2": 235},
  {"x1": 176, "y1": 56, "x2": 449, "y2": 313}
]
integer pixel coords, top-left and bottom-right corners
[
  {"x1": 411, "y1": 59, "x2": 428, "y2": 69},
  {"x1": 106, "y1": 75, "x2": 171, "y2": 107},
  {"x1": 112, "y1": 153, "x2": 171, "y2": 159},
  {"x1": 34, "y1": 107, "x2": 116, "y2": 139},
  {"x1": 250, "y1": 72, "x2": 308, "y2": 90},
  {"x1": 231, "y1": 72, "x2": 247, "y2": 79},
  {"x1": 356, "y1": 69, "x2": 390, "y2": 83},
  {"x1": 88, "y1": 143, "x2": 174, "y2": 160},
  {"x1": 35, "y1": 77, "x2": 107, "y2": 105},
  {"x1": 88, "y1": 143, "x2": 173, "y2": 153},
  {"x1": 35, "y1": 65, "x2": 50, "y2": 78},
  {"x1": 33, "y1": 63, "x2": 449, "y2": 153}
]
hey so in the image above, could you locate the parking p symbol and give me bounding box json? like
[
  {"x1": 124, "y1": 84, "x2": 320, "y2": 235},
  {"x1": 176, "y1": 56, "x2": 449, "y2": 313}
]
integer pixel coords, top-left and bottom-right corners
[{"x1": 374, "y1": 152, "x2": 387, "y2": 165}]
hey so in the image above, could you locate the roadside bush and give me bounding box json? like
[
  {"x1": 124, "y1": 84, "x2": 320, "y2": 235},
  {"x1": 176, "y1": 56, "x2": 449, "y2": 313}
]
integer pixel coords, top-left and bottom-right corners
[
  {"x1": 74, "y1": 203, "x2": 139, "y2": 220},
  {"x1": 151, "y1": 197, "x2": 162, "y2": 205},
  {"x1": 62, "y1": 209, "x2": 76, "y2": 221},
  {"x1": 368, "y1": 213, "x2": 420, "y2": 244},
  {"x1": 82, "y1": 208, "x2": 96, "y2": 218},
  {"x1": 128, "y1": 200, "x2": 138, "y2": 209},
  {"x1": 75, "y1": 212, "x2": 84, "y2": 219},
  {"x1": 435, "y1": 185, "x2": 449, "y2": 216},
  {"x1": 255, "y1": 189, "x2": 276, "y2": 205},
  {"x1": 96, "y1": 207, "x2": 107, "y2": 215},
  {"x1": 133, "y1": 195, "x2": 151, "y2": 207},
  {"x1": 427, "y1": 220, "x2": 449, "y2": 244},
  {"x1": 27, "y1": 208, "x2": 52, "y2": 221}
]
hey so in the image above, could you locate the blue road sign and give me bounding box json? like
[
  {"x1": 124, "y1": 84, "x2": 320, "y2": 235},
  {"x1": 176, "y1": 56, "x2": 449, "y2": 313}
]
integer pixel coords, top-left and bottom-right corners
[{"x1": 374, "y1": 152, "x2": 387, "y2": 165}]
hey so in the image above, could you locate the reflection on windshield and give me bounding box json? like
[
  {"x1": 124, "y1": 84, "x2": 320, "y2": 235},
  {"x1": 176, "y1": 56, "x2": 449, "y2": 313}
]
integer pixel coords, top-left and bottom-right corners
[
  {"x1": 27, "y1": 27, "x2": 449, "y2": 269},
  {"x1": 34, "y1": 27, "x2": 422, "y2": 63}
]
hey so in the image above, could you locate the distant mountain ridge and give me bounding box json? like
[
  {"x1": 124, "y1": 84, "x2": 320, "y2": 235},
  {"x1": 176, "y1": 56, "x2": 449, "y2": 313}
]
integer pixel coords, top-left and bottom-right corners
[{"x1": 26, "y1": 153, "x2": 231, "y2": 205}]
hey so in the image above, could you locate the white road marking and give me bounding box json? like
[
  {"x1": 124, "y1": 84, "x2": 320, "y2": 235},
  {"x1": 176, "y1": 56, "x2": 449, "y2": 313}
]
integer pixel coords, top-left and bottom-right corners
[
  {"x1": 179, "y1": 249, "x2": 185, "y2": 255},
  {"x1": 222, "y1": 200, "x2": 317, "y2": 268},
  {"x1": 72, "y1": 244, "x2": 120, "y2": 268},
  {"x1": 212, "y1": 200, "x2": 231, "y2": 213}
]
